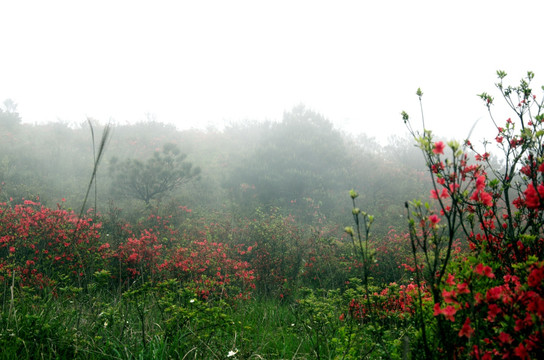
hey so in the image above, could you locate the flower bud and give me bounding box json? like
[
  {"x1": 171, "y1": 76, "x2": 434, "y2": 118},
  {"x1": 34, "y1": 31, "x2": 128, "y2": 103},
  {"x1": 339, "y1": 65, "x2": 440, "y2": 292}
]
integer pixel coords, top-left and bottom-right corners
[{"x1": 349, "y1": 189, "x2": 359, "y2": 199}]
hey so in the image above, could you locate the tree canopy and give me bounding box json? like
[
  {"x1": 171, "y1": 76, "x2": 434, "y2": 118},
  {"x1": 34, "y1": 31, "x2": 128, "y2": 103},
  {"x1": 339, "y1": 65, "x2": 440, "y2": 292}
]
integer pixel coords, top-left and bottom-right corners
[{"x1": 109, "y1": 143, "x2": 201, "y2": 205}]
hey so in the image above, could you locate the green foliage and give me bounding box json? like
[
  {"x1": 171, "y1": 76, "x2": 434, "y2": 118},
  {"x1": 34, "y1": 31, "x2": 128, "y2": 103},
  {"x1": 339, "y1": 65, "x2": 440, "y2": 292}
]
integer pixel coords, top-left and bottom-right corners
[
  {"x1": 109, "y1": 143, "x2": 201, "y2": 206},
  {"x1": 224, "y1": 105, "x2": 352, "y2": 221}
]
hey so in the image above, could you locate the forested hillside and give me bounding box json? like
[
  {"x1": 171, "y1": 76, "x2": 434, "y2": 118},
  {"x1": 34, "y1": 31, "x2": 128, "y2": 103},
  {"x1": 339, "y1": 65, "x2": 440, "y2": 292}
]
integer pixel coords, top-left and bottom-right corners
[
  {"x1": 2, "y1": 73, "x2": 543, "y2": 359},
  {"x1": 0, "y1": 102, "x2": 429, "y2": 236}
]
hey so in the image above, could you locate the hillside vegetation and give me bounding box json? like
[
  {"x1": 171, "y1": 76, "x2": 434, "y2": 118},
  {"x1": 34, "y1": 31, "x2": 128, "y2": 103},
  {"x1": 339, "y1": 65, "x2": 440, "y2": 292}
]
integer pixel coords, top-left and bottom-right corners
[{"x1": 1, "y1": 73, "x2": 543, "y2": 359}]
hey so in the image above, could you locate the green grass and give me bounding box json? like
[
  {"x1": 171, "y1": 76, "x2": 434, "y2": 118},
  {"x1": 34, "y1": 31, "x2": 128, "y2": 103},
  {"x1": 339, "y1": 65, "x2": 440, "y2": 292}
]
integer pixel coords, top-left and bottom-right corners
[
  {"x1": 0, "y1": 285, "x2": 327, "y2": 360},
  {"x1": 231, "y1": 298, "x2": 310, "y2": 359}
]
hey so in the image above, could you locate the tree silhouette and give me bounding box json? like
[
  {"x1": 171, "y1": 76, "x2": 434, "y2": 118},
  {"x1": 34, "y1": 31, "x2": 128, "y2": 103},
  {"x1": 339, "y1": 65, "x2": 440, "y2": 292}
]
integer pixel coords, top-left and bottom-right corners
[{"x1": 110, "y1": 143, "x2": 200, "y2": 205}]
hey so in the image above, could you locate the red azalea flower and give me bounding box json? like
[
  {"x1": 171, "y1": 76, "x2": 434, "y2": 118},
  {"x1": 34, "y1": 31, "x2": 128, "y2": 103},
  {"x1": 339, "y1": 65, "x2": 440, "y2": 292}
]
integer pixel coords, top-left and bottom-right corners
[
  {"x1": 487, "y1": 304, "x2": 501, "y2": 322},
  {"x1": 433, "y1": 303, "x2": 441, "y2": 316},
  {"x1": 442, "y1": 305, "x2": 457, "y2": 322},
  {"x1": 514, "y1": 343, "x2": 529, "y2": 360},
  {"x1": 520, "y1": 165, "x2": 532, "y2": 176},
  {"x1": 458, "y1": 317, "x2": 474, "y2": 338},
  {"x1": 524, "y1": 183, "x2": 542, "y2": 209},
  {"x1": 527, "y1": 265, "x2": 544, "y2": 287},
  {"x1": 470, "y1": 189, "x2": 493, "y2": 207},
  {"x1": 127, "y1": 253, "x2": 139, "y2": 262},
  {"x1": 429, "y1": 214, "x2": 440, "y2": 225},
  {"x1": 457, "y1": 282, "x2": 470, "y2": 294},
  {"x1": 498, "y1": 331, "x2": 513, "y2": 344},
  {"x1": 483, "y1": 266, "x2": 495, "y2": 278},
  {"x1": 433, "y1": 141, "x2": 445, "y2": 155},
  {"x1": 475, "y1": 263, "x2": 495, "y2": 278},
  {"x1": 475, "y1": 175, "x2": 486, "y2": 191}
]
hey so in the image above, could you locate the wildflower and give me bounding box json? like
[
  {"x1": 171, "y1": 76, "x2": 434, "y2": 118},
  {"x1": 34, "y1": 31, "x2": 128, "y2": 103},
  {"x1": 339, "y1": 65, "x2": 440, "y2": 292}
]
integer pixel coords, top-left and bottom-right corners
[
  {"x1": 431, "y1": 188, "x2": 449, "y2": 199},
  {"x1": 498, "y1": 331, "x2": 513, "y2": 344},
  {"x1": 442, "y1": 289, "x2": 457, "y2": 303},
  {"x1": 527, "y1": 265, "x2": 544, "y2": 287},
  {"x1": 524, "y1": 183, "x2": 544, "y2": 209},
  {"x1": 433, "y1": 141, "x2": 445, "y2": 155},
  {"x1": 475, "y1": 263, "x2": 495, "y2": 278},
  {"x1": 227, "y1": 349, "x2": 238, "y2": 357},
  {"x1": 456, "y1": 282, "x2": 470, "y2": 294},
  {"x1": 434, "y1": 303, "x2": 457, "y2": 321},
  {"x1": 458, "y1": 317, "x2": 474, "y2": 338},
  {"x1": 429, "y1": 214, "x2": 440, "y2": 225},
  {"x1": 442, "y1": 305, "x2": 457, "y2": 322},
  {"x1": 520, "y1": 165, "x2": 532, "y2": 176},
  {"x1": 475, "y1": 175, "x2": 486, "y2": 191},
  {"x1": 514, "y1": 343, "x2": 529, "y2": 359},
  {"x1": 127, "y1": 253, "x2": 139, "y2": 262},
  {"x1": 487, "y1": 304, "x2": 501, "y2": 322},
  {"x1": 98, "y1": 243, "x2": 110, "y2": 252},
  {"x1": 470, "y1": 189, "x2": 493, "y2": 207}
]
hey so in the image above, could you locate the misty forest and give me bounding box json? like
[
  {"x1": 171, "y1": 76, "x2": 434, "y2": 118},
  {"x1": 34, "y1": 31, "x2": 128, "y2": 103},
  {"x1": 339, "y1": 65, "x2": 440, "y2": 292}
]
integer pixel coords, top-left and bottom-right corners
[{"x1": 1, "y1": 72, "x2": 544, "y2": 359}]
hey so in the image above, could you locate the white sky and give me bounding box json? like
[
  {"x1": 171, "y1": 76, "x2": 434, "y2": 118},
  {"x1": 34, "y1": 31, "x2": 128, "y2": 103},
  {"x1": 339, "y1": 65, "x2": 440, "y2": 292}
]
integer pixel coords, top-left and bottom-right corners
[{"x1": 1, "y1": 0, "x2": 543, "y2": 144}]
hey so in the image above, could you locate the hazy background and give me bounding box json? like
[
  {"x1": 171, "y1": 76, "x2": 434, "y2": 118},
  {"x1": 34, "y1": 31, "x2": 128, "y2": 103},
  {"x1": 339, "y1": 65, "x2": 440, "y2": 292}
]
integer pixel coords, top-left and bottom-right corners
[{"x1": 2, "y1": 0, "x2": 543, "y2": 143}]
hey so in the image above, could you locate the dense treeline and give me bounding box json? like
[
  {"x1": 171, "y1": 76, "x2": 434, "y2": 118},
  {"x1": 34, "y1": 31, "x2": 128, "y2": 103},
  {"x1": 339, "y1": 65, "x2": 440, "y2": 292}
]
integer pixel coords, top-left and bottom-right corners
[{"x1": 0, "y1": 102, "x2": 429, "y2": 236}]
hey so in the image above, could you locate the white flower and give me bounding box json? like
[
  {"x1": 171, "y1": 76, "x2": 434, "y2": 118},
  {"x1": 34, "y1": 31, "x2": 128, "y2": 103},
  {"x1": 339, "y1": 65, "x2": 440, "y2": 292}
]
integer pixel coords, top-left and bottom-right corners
[
  {"x1": 190, "y1": 299, "x2": 195, "y2": 303},
  {"x1": 227, "y1": 349, "x2": 238, "y2": 357}
]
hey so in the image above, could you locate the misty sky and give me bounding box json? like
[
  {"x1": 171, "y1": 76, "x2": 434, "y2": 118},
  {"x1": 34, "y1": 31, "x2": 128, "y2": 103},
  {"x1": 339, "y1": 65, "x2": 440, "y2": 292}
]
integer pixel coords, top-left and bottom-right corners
[{"x1": 2, "y1": 0, "x2": 543, "y2": 144}]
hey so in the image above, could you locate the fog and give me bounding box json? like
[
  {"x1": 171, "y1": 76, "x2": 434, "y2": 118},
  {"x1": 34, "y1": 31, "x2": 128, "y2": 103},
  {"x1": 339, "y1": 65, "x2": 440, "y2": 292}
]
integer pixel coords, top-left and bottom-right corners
[
  {"x1": 2, "y1": 1, "x2": 543, "y2": 145},
  {"x1": 1, "y1": 1, "x2": 543, "y2": 231}
]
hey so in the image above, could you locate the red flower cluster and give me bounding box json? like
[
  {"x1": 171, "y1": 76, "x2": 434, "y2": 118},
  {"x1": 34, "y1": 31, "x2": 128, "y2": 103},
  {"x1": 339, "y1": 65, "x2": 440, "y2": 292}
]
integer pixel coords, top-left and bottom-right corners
[{"x1": 523, "y1": 182, "x2": 544, "y2": 209}]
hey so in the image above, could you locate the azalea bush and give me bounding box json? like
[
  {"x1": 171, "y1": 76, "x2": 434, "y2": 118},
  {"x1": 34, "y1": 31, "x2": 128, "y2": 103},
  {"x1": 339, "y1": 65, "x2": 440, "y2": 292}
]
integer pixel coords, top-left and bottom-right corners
[
  {"x1": 0, "y1": 199, "x2": 104, "y2": 291},
  {"x1": 232, "y1": 208, "x2": 306, "y2": 298},
  {"x1": 0, "y1": 199, "x2": 257, "y2": 357},
  {"x1": 400, "y1": 71, "x2": 544, "y2": 359}
]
